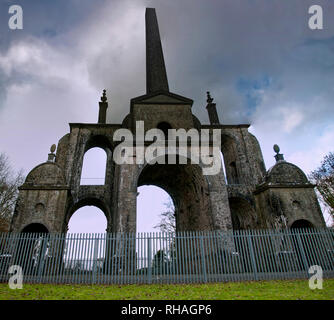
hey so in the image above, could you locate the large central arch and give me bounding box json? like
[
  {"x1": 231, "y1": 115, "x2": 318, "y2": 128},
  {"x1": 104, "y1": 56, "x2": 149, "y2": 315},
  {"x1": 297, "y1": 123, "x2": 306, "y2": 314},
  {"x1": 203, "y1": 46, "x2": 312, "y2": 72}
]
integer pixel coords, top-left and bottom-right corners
[{"x1": 137, "y1": 162, "x2": 213, "y2": 232}]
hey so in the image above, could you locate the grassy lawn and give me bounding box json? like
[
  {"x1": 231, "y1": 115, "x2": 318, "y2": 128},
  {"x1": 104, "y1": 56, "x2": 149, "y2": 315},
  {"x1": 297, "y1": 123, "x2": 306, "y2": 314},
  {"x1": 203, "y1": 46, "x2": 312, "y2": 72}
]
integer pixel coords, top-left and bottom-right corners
[{"x1": 0, "y1": 279, "x2": 333, "y2": 300}]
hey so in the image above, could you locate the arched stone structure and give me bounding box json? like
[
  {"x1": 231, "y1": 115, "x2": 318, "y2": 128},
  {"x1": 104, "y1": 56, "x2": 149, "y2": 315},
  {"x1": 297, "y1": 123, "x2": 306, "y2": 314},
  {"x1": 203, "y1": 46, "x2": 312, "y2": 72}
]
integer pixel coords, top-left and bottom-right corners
[
  {"x1": 11, "y1": 162, "x2": 68, "y2": 233},
  {"x1": 254, "y1": 160, "x2": 325, "y2": 229},
  {"x1": 11, "y1": 7, "x2": 325, "y2": 236}
]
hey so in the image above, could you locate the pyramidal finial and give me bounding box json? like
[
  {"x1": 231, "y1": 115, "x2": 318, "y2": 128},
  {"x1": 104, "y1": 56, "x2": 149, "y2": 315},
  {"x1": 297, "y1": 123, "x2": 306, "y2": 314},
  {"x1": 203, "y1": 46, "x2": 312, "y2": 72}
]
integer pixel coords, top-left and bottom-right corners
[
  {"x1": 207, "y1": 91, "x2": 214, "y2": 103},
  {"x1": 101, "y1": 89, "x2": 107, "y2": 103}
]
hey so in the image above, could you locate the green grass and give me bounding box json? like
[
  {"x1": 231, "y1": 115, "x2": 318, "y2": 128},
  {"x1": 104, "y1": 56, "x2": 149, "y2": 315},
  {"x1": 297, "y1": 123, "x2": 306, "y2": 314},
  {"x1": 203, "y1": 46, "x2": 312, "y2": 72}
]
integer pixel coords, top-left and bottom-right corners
[{"x1": 0, "y1": 279, "x2": 333, "y2": 300}]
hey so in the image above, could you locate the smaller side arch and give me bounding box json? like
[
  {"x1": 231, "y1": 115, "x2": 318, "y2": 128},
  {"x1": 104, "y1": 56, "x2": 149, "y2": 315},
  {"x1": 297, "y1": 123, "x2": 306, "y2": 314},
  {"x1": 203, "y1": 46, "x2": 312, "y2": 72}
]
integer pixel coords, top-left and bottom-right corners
[
  {"x1": 80, "y1": 147, "x2": 108, "y2": 185},
  {"x1": 16, "y1": 223, "x2": 49, "y2": 275},
  {"x1": 80, "y1": 134, "x2": 114, "y2": 186},
  {"x1": 21, "y1": 223, "x2": 49, "y2": 233},
  {"x1": 64, "y1": 197, "x2": 111, "y2": 232},
  {"x1": 84, "y1": 134, "x2": 113, "y2": 153},
  {"x1": 290, "y1": 219, "x2": 314, "y2": 229}
]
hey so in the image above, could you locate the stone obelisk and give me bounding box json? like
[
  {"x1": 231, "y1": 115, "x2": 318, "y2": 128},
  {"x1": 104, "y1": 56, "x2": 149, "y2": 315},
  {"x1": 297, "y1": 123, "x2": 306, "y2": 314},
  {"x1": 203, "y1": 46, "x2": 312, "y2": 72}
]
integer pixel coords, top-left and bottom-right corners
[{"x1": 145, "y1": 8, "x2": 169, "y2": 94}]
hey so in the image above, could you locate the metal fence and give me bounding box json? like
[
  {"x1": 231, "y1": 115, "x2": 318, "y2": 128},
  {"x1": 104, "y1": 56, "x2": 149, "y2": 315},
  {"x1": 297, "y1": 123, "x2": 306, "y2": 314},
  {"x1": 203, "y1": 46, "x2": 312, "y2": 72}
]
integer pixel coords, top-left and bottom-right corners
[{"x1": 0, "y1": 228, "x2": 333, "y2": 284}]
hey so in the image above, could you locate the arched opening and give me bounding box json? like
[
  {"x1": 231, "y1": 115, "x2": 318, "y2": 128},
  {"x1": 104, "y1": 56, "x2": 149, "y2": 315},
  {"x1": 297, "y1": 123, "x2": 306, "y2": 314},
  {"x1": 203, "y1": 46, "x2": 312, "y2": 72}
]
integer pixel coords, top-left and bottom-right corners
[
  {"x1": 228, "y1": 197, "x2": 257, "y2": 230},
  {"x1": 290, "y1": 219, "x2": 315, "y2": 270},
  {"x1": 21, "y1": 223, "x2": 49, "y2": 233},
  {"x1": 137, "y1": 185, "x2": 175, "y2": 233},
  {"x1": 157, "y1": 121, "x2": 172, "y2": 138},
  {"x1": 80, "y1": 147, "x2": 107, "y2": 185},
  {"x1": 291, "y1": 219, "x2": 314, "y2": 229},
  {"x1": 65, "y1": 205, "x2": 108, "y2": 274},
  {"x1": 137, "y1": 161, "x2": 212, "y2": 232},
  {"x1": 136, "y1": 185, "x2": 176, "y2": 275},
  {"x1": 67, "y1": 205, "x2": 108, "y2": 233},
  {"x1": 17, "y1": 224, "x2": 49, "y2": 275}
]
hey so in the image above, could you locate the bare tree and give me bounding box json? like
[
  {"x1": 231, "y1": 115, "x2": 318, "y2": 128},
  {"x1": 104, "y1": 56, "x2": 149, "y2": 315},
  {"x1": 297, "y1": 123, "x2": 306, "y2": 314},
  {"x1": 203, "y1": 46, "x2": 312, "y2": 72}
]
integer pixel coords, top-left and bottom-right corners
[
  {"x1": 309, "y1": 152, "x2": 334, "y2": 224},
  {"x1": 154, "y1": 199, "x2": 176, "y2": 233},
  {"x1": 0, "y1": 153, "x2": 24, "y2": 232},
  {"x1": 153, "y1": 199, "x2": 176, "y2": 270}
]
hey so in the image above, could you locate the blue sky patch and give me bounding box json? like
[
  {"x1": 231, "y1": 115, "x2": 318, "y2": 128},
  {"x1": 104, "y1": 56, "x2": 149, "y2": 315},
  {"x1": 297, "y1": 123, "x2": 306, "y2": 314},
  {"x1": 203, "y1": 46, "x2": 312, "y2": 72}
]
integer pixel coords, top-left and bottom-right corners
[{"x1": 236, "y1": 74, "x2": 272, "y2": 115}]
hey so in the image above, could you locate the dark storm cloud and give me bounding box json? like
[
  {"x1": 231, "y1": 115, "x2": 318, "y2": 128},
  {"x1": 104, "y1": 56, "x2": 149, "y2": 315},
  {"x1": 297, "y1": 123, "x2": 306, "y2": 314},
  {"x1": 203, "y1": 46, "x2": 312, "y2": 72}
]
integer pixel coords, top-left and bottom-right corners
[
  {"x1": 0, "y1": 0, "x2": 333, "y2": 179},
  {"x1": 150, "y1": 0, "x2": 334, "y2": 124},
  {"x1": 0, "y1": 0, "x2": 104, "y2": 48},
  {"x1": 77, "y1": 0, "x2": 334, "y2": 127}
]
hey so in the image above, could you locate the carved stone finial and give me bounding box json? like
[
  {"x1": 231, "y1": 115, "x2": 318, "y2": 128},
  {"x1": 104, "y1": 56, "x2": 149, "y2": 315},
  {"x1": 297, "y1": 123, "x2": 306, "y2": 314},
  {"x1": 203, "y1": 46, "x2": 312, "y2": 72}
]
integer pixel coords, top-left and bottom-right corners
[
  {"x1": 98, "y1": 90, "x2": 108, "y2": 124},
  {"x1": 101, "y1": 89, "x2": 107, "y2": 103},
  {"x1": 273, "y1": 144, "x2": 280, "y2": 154},
  {"x1": 207, "y1": 91, "x2": 214, "y2": 104},
  {"x1": 50, "y1": 144, "x2": 56, "y2": 154},
  {"x1": 273, "y1": 144, "x2": 284, "y2": 162},
  {"x1": 48, "y1": 144, "x2": 56, "y2": 162}
]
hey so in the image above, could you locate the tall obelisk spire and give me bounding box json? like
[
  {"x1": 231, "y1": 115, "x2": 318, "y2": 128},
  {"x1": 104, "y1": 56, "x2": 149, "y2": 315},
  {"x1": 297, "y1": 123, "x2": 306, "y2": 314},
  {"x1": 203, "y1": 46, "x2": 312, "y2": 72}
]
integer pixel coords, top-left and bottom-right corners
[{"x1": 145, "y1": 8, "x2": 169, "y2": 94}]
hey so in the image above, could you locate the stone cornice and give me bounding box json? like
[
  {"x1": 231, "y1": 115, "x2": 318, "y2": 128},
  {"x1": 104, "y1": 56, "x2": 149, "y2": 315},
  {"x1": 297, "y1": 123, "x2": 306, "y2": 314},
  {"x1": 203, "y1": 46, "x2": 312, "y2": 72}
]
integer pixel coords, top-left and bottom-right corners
[
  {"x1": 19, "y1": 185, "x2": 70, "y2": 191},
  {"x1": 254, "y1": 182, "x2": 316, "y2": 194},
  {"x1": 69, "y1": 123, "x2": 122, "y2": 131},
  {"x1": 201, "y1": 124, "x2": 251, "y2": 129}
]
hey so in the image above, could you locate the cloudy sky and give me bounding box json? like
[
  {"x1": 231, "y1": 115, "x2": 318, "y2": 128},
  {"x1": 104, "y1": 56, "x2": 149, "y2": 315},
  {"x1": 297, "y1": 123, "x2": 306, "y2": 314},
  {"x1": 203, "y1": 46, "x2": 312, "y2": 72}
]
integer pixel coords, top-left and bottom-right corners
[{"x1": 0, "y1": 0, "x2": 333, "y2": 230}]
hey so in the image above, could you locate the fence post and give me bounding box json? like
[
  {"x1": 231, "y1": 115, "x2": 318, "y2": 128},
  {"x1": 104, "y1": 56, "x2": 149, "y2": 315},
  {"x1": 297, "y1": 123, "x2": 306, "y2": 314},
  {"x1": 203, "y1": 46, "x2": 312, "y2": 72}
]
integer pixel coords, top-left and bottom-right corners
[
  {"x1": 247, "y1": 233, "x2": 258, "y2": 280},
  {"x1": 8, "y1": 233, "x2": 20, "y2": 273},
  {"x1": 3, "y1": 229, "x2": 333, "y2": 285},
  {"x1": 37, "y1": 235, "x2": 48, "y2": 283},
  {"x1": 92, "y1": 236, "x2": 99, "y2": 284},
  {"x1": 295, "y1": 231, "x2": 309, "y2": 275},
  {"x1": 147, "y1": 236, "x2": 152, "y2": 284},
  {"x1": 200, "y1": 234, "x2": 207, "y2": 283}
]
